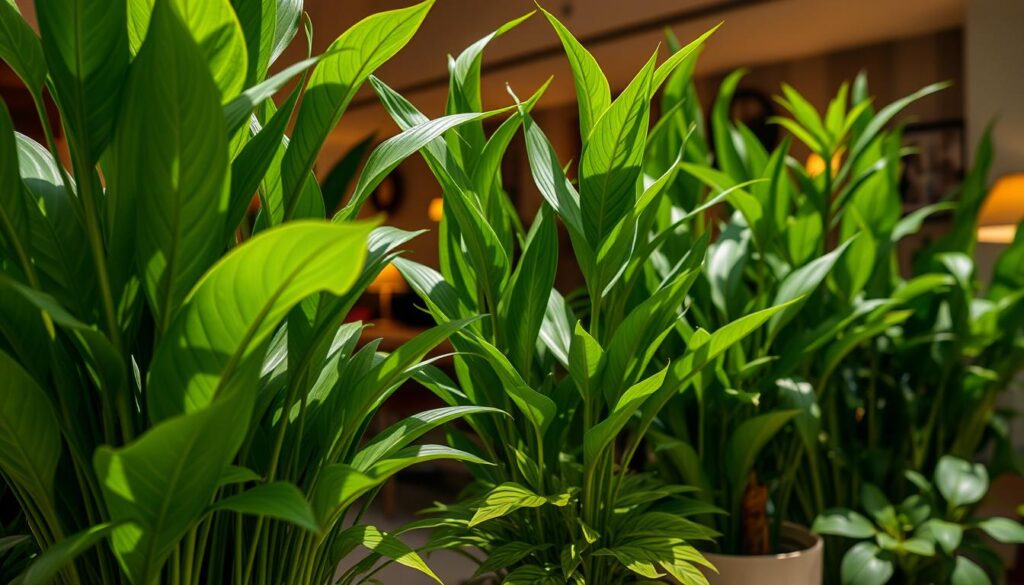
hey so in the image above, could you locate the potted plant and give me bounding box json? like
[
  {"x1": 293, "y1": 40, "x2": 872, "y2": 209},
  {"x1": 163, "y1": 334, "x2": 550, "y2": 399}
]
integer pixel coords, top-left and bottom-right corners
[
  {"x1": 358, "y1": 9, "x2": 798, "y2": 583},
  {"x1": 0, "y1": 1, "x2": 505, "y2": 583},
  {"x1": 641, "y1": 24, "x2": 1024, "y2": 577},
  {"x1": 814, "y1": 456, "x2": 1024, "y2": 584}
]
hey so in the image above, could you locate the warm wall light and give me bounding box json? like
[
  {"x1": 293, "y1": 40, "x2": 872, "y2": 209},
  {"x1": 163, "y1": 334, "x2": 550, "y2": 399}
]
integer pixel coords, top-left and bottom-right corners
[
  {"x1": 805, "y1": 151, "x2": 842, "y2": 178},
  {"x1": 978, "y1": 173, "x2": 1024, "y2": 244},
  {"x1": 428, "y1": 197, "x2": 444, "y2": 222},
  {"x1": 368, "y1": 263, "x2": 407, "y2": 320}
]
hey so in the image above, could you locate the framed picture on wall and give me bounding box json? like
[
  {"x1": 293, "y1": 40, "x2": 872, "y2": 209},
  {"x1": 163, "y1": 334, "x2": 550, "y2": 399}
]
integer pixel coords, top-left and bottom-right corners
[{"x1": 899, "y1": 120, "x2": 964, "y2": 212}]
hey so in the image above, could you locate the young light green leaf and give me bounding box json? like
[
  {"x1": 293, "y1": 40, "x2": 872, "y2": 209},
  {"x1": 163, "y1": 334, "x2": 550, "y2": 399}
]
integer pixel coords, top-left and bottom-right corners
[
  {"x1": 540, "y1": 7, "x2": 609, "y2": 139},
  {"x1": 95, "y1": 392, "x2": 252, "y2": 585},
  {"x1": 148, "y1": 221, "x2": 374, "y2": 422},
  {"x1": 334, "y1": 525, "x2": 441, "y2": 583},
  {"x1": 336, "y1": 106, "x2": 512, "y2": 221},
  {"x1": 281, "y1": 0, "x2": 433, "y2": 220},
  {"x1": 469, "y1": 482, "x2": 549, "y2": 527}
]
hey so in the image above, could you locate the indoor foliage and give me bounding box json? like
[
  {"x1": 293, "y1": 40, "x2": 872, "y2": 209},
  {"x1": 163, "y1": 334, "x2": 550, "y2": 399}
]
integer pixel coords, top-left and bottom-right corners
[
  {"x1": 360, "y1": 10, "x2": 795, "y2": 585},
  {"x1": 644, "y1": 29, "x2": 1024, "y2": 583},
  {"x1": 0, "y1": 1, "x2": 498, "y2": 584},
  {"x1": 814, "y1": 456, "x2": 1024, "y2": 584}
]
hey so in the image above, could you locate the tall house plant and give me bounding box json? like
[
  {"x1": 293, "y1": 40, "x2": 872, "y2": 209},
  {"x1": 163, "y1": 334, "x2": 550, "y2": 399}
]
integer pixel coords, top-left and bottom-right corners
[
  {"x1": 359, "y1": 10, "x2": 793, "y2": 584},
  {"x1": 0, "y1": 1, "x2": 494, "y2": 584}
]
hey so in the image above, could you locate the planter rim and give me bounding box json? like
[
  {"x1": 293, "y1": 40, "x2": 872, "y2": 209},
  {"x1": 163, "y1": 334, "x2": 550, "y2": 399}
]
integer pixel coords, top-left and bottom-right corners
[{"x1": 703, "y1": 522, "x2": 822, "y2": 562}]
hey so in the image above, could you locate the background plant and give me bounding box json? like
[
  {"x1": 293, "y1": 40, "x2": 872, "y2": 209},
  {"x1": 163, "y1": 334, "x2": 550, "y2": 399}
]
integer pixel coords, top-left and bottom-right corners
[
  {"x1": 644, "y1": 32, "x2": 1024, "y2": 568},
  {"x1": 0, "y1": 1, "x2": 500, "y2": 584},
  {"x1": 814, "y1": 456, "x2": 1024, "y2": 584}
]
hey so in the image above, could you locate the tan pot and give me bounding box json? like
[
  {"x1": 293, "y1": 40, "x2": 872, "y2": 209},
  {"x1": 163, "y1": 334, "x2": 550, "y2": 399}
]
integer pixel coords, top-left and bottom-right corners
[{"x1": 700, "y1": 523, "x2": 823, "y2": 585}]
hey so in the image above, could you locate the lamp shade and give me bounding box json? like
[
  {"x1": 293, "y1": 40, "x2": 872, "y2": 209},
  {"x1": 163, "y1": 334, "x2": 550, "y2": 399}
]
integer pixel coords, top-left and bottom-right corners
[
  {"x1": 368, "y1": 263, "x2": 407, "y2": 294},
  {"x1": 978, "y1": 173, "x2": 1024, "y2": 244}
]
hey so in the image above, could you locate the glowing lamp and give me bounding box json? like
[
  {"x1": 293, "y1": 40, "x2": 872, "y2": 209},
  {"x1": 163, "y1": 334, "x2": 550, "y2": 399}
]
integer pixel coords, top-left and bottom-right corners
[
  {"x1": 368, "y1": 263, "x2": 407, "y2": 320},
  {"x1": 428, "y1": 197, "x2": 444, "y2": 222},
  {"x1": 978, "y1": 174, "x2": 1024, "y2": 244}
]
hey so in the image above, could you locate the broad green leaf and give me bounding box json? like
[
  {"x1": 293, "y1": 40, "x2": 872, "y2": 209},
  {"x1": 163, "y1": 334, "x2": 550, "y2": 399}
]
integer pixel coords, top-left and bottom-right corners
[
  {"x1": 861, "y1": 483, "x2": 898, "y2": 533},
  {"x1": 775, "y1": 378, "x2": 820, "y2": 462},
  {"x1": 840, "y1": 542, "x2": 893, "y2": 585},
  {"x1": 0, "y1": 350, "x2": 61, "y2": 507},
  {"x1": 22, "y1": 523, "x2": 122, "y2": 585},
  {"x1": 540, "y1": 7, "x2": 609, "y2": 138},
  {"x1": 916, "y1": 519, "x2": 963, "y2": 555},
  {"x1": 362, "y1": 444, "x2": 487, "y2": 485},
  {"x1": 15, "y1": 133, "x2": 95, "y2": 317},
  {"x1": 475, "y1": 542, "x2": 549, "y2": 578},
  {"x1": 724, "y1": 410, "x2": 798, "y2": 493},
  {"x1": 219, "y1": 465, "x2": 262, "y2": 486},
  {"x1": 498, "y1": 205, "x2": 558, "y2": 373},
  {"x1": 651, "y1": 26, "x2": 719, "y2": 95},
  {"x1": 0, "y1": 102, "x2": 34, "y2": 278},
  {"x1": 469, "y1": 482, "x2": 548, "y2": 527},
  {"x1": 776, "y1": 83, "x2": 829, "y2": 152},
  {"x1": 847, "y1": 82, "x2": 950, "y2": 173},
  {"x1": 950, "y1": 556, "x2": 991, "y2": 585},
  {"x1": 976, "y1": 517, "x2": 1024, "y2": 544},
  {"x1": 579, "y1": 51, "x2": 656, "y2": 245},
  {"x1": 223, "y1": 54, "x2": 320, "y2": 135},
  {"x1": 37, "y1": 0, "x2": 128, "y2": 163},
  {"x1": 0, "y1": 1, "x2": 46, "y2": 94},
  {"x1": 227, "y1": 93, "x2": 300, "y2": 237},
  {"x1": 127, "y1": 0, "x2": 248, "y2": 99},
  {"x1": 767, "y1": 237, "x2": 856, "y2": 340},
  {"x1": 147, "y1": 221, "x2": 374, "y2": 422},
  {"x1": 281, "y1": 0, "x2": 432, "y2": 219},
  {"x1": 334, "y1": 525, "x2": 441, "y2": 583},
  {"x1": 445, "y1": 11, "x2": 533, "y2": 167},
  {"x1": 568, "y1": 321, "x2": 604, "y2": 399},
  {"x1": 210, "y1": 482, "x2": 318, "y2": 532},
  {"x1": 95, "y1": 393, "x2": 251, "y2": 585},
  {"x1": 584, "y1": 368, "x2": 668, "y2": 467},
  {"x1": 668, "y1": 301, "x2": 796, "y2": 388},
  {"x1": 311, "y1": 464, "x2": 378, "y2": 523},
  {"x1": 711, "y1": 69, "x2": 749, "y2": 179},
  {"x1": 813, "y1": 509, "x2": 877, "y2": 539},
  {"x1": 233, "y1": 0, "x2": 301, "y2": 85},
  {"x1": 521, "y1": 110, "x2": 587, "y2": 243},
  {"x1": 351, "y1": 405, "x2": 503, "y2": 471},
  {"x1": 471, "y1": 338, "x2": 557, "y2": 434},
  {"x1": 935, "y1": 456, "x2": 988, "y2": 509},
  {"x1": 336, "y1": 106, "x2": 512, "y2": 221},
  {"x1": 118, "y1": 0, "x2": 230, "y2": 332}
]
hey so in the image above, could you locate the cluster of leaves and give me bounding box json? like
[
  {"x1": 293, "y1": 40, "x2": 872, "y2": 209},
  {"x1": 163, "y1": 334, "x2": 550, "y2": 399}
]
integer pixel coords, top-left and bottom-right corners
[
  {"x1": 814, "y1": 456, "x2": 1024, "y2": 584},
  {"x1": 341, "y1": 9, "x2": 802, "y2": 585},
  {"x1": 642, "y1": 28, "x2": 1024, "y2": 563},
  {"x1": 0, "y1": 1, "x2": 506, "y2": 584}
]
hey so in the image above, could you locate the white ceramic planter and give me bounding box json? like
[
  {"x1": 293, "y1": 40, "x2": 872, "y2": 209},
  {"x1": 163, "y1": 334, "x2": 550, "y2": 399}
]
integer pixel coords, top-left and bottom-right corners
[{"x1": 700, "y1": 523, "x2": 823, "y2": 585}]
